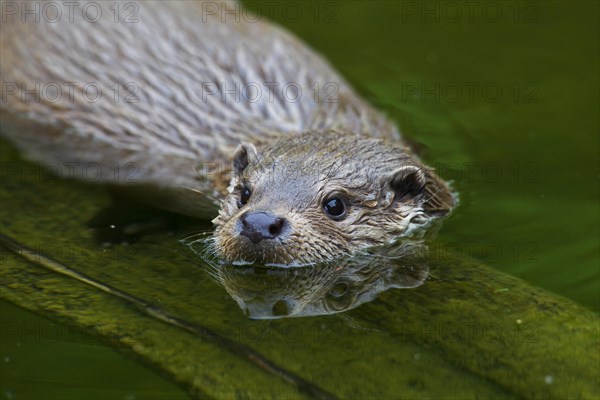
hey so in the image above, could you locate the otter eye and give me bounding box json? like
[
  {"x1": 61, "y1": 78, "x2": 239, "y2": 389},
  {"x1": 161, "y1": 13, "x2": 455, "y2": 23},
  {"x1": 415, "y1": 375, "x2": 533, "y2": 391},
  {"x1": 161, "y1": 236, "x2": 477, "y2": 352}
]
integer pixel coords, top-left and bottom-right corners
[
  {"x1": 239, "y1": 187, "x2": 251, "y2": 207},
  {"x1": 323, "y1": 198, "x2": 346, "y2": 219}
]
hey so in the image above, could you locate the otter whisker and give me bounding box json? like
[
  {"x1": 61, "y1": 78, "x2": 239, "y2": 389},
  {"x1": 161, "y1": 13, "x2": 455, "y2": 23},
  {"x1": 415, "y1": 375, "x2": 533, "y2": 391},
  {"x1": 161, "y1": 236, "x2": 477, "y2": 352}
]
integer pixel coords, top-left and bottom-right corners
[
  {"x1": 179, "y1": 185, "x2": 222, "y2": 204},
  {"x1": 180, "y1": 230, "x2": 213, "y2": 242}
]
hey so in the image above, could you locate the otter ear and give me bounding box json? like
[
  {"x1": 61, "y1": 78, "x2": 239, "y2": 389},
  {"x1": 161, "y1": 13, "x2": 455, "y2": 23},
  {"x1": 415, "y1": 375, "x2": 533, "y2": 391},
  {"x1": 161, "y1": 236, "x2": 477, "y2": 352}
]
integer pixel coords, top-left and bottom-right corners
[
  {"x1": 387, "y1": 165, "x2": 455, "y2": 217},
  {"x1": 232, "y1": 142, "x2": 258, "y2": 177},
  {"x1": 388, "y1": 165, "x2": 427, "y2": 201}
]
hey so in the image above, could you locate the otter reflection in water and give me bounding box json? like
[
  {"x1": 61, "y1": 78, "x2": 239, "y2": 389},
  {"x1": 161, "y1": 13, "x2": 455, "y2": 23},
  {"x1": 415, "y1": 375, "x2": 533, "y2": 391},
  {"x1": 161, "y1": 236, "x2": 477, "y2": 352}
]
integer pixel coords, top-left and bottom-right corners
[{"x1": 186, "y1": 238, "x2": 429, "y2": 319}]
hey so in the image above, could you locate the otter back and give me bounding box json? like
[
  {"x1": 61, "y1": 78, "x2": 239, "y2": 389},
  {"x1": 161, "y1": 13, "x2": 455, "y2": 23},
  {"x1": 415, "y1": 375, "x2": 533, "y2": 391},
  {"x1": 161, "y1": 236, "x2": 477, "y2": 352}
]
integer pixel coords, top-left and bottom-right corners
[{"x1": 0, "y1": 0, "x2": 400, "y2": 216}]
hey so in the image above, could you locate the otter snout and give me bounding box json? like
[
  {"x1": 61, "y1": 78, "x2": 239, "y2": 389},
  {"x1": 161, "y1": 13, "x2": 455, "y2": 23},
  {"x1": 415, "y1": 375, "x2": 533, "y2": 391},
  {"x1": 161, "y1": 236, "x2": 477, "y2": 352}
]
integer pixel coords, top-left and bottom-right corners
[{"x1": 239, "y1": 211, "x2": 289, "y2": 243}]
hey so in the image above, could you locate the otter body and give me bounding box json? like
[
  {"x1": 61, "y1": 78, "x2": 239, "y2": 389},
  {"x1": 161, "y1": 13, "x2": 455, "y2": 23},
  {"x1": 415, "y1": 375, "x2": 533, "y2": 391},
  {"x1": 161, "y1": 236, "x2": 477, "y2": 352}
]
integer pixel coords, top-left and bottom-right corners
[{"x1": 1, "y1": 0, "x2": 454, "y2": 264}]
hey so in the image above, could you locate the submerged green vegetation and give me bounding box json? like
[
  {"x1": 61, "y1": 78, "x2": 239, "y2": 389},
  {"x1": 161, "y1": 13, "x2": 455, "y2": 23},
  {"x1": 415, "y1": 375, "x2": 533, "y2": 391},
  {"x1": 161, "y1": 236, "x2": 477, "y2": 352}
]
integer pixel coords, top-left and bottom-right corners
[{"x1": 1, "y1": 141, "x2": 598, "y2": 398}]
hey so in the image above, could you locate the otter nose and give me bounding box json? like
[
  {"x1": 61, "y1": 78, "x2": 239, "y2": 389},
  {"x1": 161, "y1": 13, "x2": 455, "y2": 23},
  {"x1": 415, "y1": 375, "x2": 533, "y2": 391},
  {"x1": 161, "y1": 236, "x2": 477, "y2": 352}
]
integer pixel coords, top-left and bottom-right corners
[{"x1": 239, "y1": 211, "x2": 287, "y2": 244}]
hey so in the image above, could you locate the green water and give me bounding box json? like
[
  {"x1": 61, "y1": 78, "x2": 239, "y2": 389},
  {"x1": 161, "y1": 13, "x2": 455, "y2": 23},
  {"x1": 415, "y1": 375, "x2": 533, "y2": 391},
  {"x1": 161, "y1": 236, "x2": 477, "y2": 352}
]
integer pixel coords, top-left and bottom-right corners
[
  {"x1": 1, "y1": 1, "x2": 598, "y2": 399},
  {"x1": 274, "y1": 0, "x2": 599, "y2": 309}
]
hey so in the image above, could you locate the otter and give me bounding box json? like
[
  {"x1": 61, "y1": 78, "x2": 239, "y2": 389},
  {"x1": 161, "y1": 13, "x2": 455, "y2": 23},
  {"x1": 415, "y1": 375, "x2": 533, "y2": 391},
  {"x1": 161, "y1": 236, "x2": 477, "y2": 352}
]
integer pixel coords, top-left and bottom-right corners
[{"x1": 0, "y1": 0, "x2": 454, "y2": 265}]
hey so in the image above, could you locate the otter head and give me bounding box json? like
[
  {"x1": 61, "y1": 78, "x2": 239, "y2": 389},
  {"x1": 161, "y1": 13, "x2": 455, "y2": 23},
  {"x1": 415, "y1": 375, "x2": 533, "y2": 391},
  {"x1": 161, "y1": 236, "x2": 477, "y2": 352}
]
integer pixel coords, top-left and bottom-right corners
[{"x1": 212, "y1": 131, "x2": 454, "y2": 265}]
